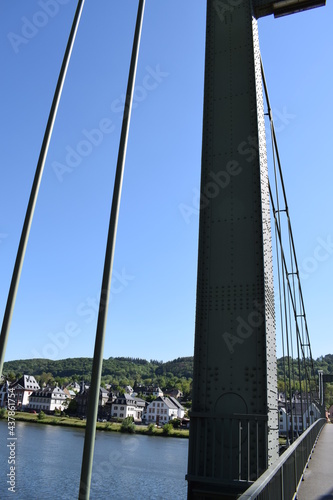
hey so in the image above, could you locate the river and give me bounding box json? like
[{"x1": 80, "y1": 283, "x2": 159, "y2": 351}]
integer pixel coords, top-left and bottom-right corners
[{"x1": 0, "y1": 420, "x2": 188, "y2": 499}]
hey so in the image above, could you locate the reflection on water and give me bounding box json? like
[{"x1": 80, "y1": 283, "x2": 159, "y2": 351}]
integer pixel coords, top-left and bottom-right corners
[{"x1": 0, "y1": 421, "x2": 188, "y2": 499}]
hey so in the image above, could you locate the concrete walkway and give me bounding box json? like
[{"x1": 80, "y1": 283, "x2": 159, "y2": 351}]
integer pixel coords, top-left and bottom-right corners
[{"x1": 297, "y1": 423, "x2": 333, "y2": 500}]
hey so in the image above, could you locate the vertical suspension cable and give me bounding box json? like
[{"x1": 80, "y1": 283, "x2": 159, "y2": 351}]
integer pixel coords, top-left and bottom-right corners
[
  {"x1": 78, "y1": 2, "x2": 146, "y2": 499},
  {"x1": 0, "y1": 0, "x2": 86, "y2": 378},
  {"x1": 283, "y1": 252, "x2": 294, "y2": 441},
  {"x1": 299, "y1": 288, "x2": 311, "y2": 423},
  {"x1": 295, "y1": 320, "x2": 304, "y2": 432},
  {"x1": 274, "y1": 220, "x2": 289, "y2": 441},
  {"x1": 287, "y1": 281, "x2": 297, "y2": 436},
  {"x1": 287, "y1": 220, "x2": 302, "y2": 435},
  {"x1": 289, "y1": 230, "x2": 304, "y2": 432}
]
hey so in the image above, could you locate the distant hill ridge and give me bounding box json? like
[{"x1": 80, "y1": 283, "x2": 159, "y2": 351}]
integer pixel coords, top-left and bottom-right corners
[
  {"x1": 2, "y1": 354, "x2": 333, "y2": 381},
  {"x1": 2, "y1": 356, "x2": 194, "y2": 381}
]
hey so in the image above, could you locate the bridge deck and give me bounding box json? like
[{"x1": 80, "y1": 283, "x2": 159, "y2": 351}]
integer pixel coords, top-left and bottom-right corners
[{"x1": 297, "y1": 423, "x2": 333, "y2": 499}]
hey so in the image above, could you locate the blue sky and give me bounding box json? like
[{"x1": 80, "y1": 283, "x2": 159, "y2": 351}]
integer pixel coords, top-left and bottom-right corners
[{"x1": 0, "y1": 0, "x2": 332, "y2": 364}]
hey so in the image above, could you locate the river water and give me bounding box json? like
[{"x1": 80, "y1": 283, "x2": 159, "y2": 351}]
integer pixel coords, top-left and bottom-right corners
[{"x1": 0, "y1": 420, "x2": 188, "y2": 499}]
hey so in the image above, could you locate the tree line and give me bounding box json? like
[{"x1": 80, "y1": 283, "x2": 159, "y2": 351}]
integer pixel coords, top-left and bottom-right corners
[
  {"x1": 2, "y1": 354, "x2": 332, "y2": 405},
  {"x1": 2, "y1": 356, "x2": 194, "y2": 399}
]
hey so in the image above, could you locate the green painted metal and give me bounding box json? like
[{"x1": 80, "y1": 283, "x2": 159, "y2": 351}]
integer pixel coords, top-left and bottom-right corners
[
  {"x1": 254, "y1": 0, "x2": 325, "y2": 18},
  {"x1": 187, "y1": 0, "x2": 325, "y2": 497},
  {"x1": 78, "y1": 1, "x2": 145, "y2": 499}
]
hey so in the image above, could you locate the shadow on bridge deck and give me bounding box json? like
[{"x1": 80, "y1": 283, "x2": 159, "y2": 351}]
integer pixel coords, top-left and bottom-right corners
[{"x1": 297, "y1": 424, "x2": 333, "y2": 500}]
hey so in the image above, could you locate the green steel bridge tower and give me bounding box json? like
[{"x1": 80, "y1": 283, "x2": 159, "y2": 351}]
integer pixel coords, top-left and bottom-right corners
[{"x1": 187, "y1": 0, "x2": 325, "y2": 497}]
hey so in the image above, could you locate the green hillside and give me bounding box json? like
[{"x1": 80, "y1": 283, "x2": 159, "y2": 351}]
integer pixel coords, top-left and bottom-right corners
[
  {"x1": 2, "y1": 354, "x2": 333, "y2": 404},
  {"x1": 2, "y1": 356, "x2": 194, "y2": 397}
]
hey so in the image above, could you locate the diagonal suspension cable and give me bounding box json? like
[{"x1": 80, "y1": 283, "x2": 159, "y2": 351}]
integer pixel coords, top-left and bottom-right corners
[
  {"x1": 0, "y1": 0, "x2": 86, "y2": 379},
  {"x1": 78, "y1": 1, "x2": 146, "y2": 499},
  {"x1": 261, "y1": 57, "x2": 318, "y2": 440},
  {"x1": 262, "y1": 59, "x2": 315, "y2": 378}
]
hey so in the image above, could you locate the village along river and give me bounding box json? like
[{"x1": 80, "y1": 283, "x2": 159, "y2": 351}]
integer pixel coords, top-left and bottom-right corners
[{"x1": 0, "y1": 420, "x2": 188, "y2": 499}]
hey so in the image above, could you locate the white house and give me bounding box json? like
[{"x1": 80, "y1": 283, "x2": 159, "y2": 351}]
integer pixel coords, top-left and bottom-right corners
[
  {"x1": 11, "y1": 375, "x2": 40, "y2": 409},
  {"x1": 143, "y1": 396, "x2": 185, "y2": 425},
  {"x1": 110, "y1": 393, "x2": 146, "y2": 421},
  {"x1": 0, "y1": 380, "x2": 9, "y2": 408},
  {"x1": 278, "y1": 401, "x2": 321, "y2": 436},
  {"x1": 135, "y1": 385, "x2": 163, "y2": 398},
  {"x1": 278, "y1": 392, "x2": 286, "y2": 403},
  {"x1": 150, "y1": 387, "x2": 163, "y2": 397},
  {"x1": 169, "y1": 396, "x2": 185, "y2": 419},
  {"x1": 66, "y1": 381, "x2": 80, "y2": 393},
  {"x1": 62, "y1": 387, "x2": 76, "y2": 399},
  {"x1": 28, "y1": 386, "x2": 67, "y2": 413}
]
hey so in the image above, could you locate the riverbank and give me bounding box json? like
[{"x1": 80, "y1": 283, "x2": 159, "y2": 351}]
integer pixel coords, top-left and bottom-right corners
[{"x1": 1, "y1": 411, "x2": 189, "y2": 438}]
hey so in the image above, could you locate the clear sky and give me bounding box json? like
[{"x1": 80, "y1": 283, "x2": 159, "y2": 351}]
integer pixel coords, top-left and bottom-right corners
[{"x1": 0, "y1": 0, "x2": 332, "y2": 364}]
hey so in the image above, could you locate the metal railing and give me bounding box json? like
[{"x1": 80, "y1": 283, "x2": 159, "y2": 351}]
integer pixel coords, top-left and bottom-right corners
[
  {"x1": 187, "y1": 413, "x2": 270, "y2": 494},
  {"x1": 238, "y1": 418, "x2": 326, "y2": 499}
]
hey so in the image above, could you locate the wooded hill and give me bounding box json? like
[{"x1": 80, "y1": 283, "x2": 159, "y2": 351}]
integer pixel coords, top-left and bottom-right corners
[
  {"x1": 2, "y1": 354, "x2": 333, "y2": 402},
  {"x1": 2, "y1": 356, "x2": 194, "y2": 397}
]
